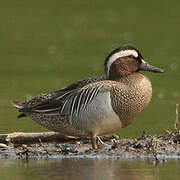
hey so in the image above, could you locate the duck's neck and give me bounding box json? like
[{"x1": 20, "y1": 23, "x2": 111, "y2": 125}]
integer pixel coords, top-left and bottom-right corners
[
  {"x1": 108, "y1": 67, "x2": 131, "y2": 80},
  {"x1": 107, "y1": 72, "x2": 148, "y2": 85}
]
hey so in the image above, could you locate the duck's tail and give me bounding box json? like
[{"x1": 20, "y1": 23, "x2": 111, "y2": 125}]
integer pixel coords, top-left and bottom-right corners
[
  {"x1": 12, "y1": 101, "x2": 27, "y2": 118},
  {"x1": 12, "y1": 101, "x2": 24, "y2": 109}
]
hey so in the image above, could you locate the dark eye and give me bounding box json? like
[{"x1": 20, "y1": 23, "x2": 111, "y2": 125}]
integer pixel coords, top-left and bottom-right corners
[{"x1": 128, "y1": 55, "x2": 134, "y2": 58}]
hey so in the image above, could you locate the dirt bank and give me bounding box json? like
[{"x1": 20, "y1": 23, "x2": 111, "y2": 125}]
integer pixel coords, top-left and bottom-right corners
[{"x1": 0, "y1": 130, "x2": 180, "y2": 163}]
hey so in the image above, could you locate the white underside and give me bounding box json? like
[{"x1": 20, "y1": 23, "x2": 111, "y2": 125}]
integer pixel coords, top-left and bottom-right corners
[{"x1": 72, "y1": 91, "x2": 122, "y2": 135}]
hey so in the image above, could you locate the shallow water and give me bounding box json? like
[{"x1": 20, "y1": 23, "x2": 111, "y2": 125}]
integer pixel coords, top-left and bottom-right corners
[
  {"x1": 0, "y1": 0, "x2": 180, "y2": 179},
  {"x1": 0, "y1": 158, "x2": 180, "y2": 180}
]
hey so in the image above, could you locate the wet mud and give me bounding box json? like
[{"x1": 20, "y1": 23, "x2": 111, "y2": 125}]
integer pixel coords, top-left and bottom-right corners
[{"x1": 1, "y1": 131, "x2": 180, "y2": 162}]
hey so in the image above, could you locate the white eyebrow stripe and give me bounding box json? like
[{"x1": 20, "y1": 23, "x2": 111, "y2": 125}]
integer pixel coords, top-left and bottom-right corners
[
  {"x1": 106, "y1": 49, "x2": 138, "y2": 77},
  {"x1": 141, "y1": 59, "x2": 146, "y2": 64}
]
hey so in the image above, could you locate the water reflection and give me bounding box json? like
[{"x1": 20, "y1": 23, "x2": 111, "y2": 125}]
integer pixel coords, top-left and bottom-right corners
[{"x1": 1, "y1": 158, "x2": 177, "y2": 180}]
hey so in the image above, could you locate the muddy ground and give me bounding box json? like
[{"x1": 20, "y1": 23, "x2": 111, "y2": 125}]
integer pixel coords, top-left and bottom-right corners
[{"x1": 0, "y1": 130, "x2": 180, "y2": 163}]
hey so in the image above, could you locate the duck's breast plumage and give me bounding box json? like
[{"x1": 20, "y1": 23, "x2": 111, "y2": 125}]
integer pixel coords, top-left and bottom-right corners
[{"x1": 111, "y1": 72, "x2": 152, "y2": 127}]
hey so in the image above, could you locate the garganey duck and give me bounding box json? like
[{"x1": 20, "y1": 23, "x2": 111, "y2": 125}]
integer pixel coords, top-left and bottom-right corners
[{"x1": 12, "y1": 45, "x2": 164, "y2": 149}]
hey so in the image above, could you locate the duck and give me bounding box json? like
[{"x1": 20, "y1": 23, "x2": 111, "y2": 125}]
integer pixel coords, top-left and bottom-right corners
[{"x1": 12, "y1": 45, "x2": 164, "y2": 149}]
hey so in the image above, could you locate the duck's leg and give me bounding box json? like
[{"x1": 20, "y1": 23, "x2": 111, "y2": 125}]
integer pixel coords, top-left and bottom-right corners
[
  {"x1": 96, "y1": 136, "x2": 112, "y2": 149},
  {"x1": 91, "y1": 134, "x2": 116, "y2": 149},
  {"x1": 91, "y1": 134, "x2": 98, "y2": 149}
]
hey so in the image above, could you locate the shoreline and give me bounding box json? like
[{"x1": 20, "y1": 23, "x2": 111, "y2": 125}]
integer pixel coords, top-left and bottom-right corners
[{"x1": 0, "y1": 131, "x2": 180, "y2": 163}]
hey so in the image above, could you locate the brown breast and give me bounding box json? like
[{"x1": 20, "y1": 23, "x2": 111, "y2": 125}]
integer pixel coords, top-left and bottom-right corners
[{"x1": 110, "y1": 72, "x2": 152, "y2": 127}]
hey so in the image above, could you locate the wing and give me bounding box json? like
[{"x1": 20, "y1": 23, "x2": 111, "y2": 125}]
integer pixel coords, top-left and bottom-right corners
[
  {"x1": 55, "y1": 76, "x2": 105, "y2": 93},
  {"x1": 20, "y1": 80, "x2": 112, "y2": 120},
  {"x1": 60, "y1": 83, "x2": 111, "y2": 118},
  {"x1": 18, "y1": 76, "x2": 106, "y2": 114}
]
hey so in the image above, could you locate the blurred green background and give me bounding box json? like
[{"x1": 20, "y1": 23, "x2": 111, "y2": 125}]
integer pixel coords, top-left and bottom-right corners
[{"x1": 0, "y1": 0, "x2": 179, "y2": 138}]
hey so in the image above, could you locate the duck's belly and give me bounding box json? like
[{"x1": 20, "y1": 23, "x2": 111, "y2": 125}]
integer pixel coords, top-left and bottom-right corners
[
  {"x1": 72, "y1": 91, "x2": 123, "y2": 136},
  {"x1": 29, "y1": 91, "x2": 122, "y2": 136}
]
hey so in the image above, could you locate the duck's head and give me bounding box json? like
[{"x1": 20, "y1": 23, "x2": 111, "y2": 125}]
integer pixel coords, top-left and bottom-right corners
[{"x1": 104, "y1": 45, "x2": 164, "y2": 79}]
